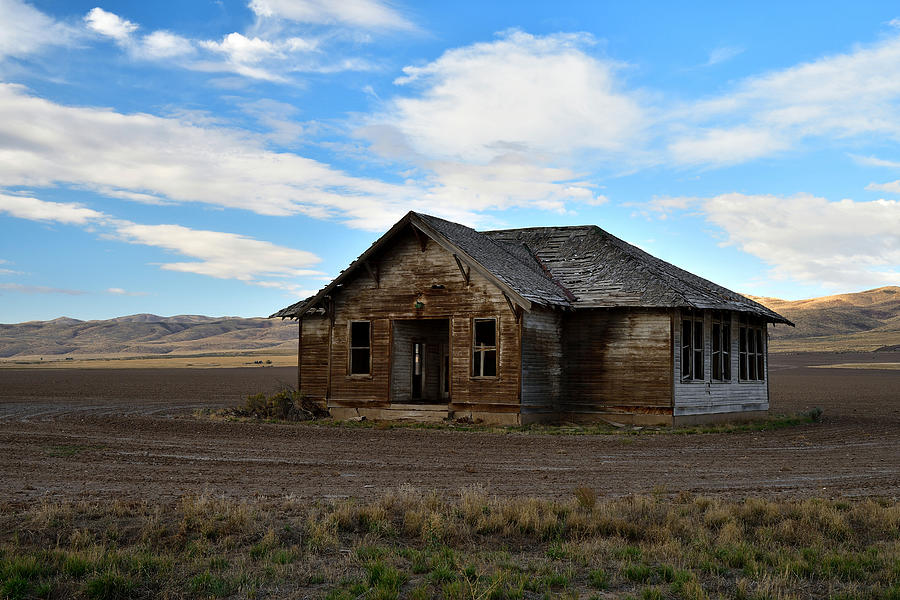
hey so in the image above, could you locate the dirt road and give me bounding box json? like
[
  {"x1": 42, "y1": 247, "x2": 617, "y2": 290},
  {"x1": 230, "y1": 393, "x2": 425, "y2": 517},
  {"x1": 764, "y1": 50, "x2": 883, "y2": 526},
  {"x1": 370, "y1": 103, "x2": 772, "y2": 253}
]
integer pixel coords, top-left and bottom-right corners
[{"x1": 1, "y1": 355, "x2": 897, "y2": 502}]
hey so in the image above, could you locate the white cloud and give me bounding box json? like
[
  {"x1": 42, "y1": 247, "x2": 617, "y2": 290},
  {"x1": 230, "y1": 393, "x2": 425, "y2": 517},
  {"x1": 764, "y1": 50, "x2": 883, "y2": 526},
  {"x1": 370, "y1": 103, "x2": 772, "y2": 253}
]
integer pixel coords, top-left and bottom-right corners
[
  {"x1": 420, "y1": 156, "x2": 603, "y2": 214},
  {"x1": 201, "y1": 32, "x2": 280, "y2": 64},
  {"x1": 240, "y1": 98, "x2": 309, "y2": 145},
  {"x1": 0, "y1": 283, "x2": 87, "y2": 295},
  {"x1": 84, "y1": 7, "x2": 195, "y2": 60},
  {"x1": 866, "y1": 180, "x2": 900, "y2": 194},
  {"x1": 383, "y1": 31, "x2": 644, "y2": 162},
  {"x1": 139, "y1": 30, "x2": 194, "y2": 59},
  {"x1": 0, "y1": 0, "x2": 78, "y2": 61},
  {"x1": 113, "y1": 223, "x2": 324, "y2": 281},
  {"x1": 106, "y1": 287, "x2": 148, "y2": 296},
  {"x1": 79, "y1": 6, "x2": 370, "y2": 82},
  {"x1": 84, "y1": 7, "x2": 137, "y2": 42},
  {"x1": 249, "y1": 0, "x2": 415, "y2": 31},
  {"x1": 0, "y1": 193, "x2": 106, "y2": 224},
  {"x1": 0, "y1": 193, "x2": 329, "y2": 289},
  {"x1": 670, "y1": 31, "x2": 900, "y2": 165},
  {"x1": 705, "y1": 45, "x2": 743, "y2": 66},
  {"x1": 362, "y1": 31, "x2": 643, "y2": 215},
  {"x1": 850, "y1": 154, "x2": 900, "y2": 169},
  {"x1": 0, "y1": 83, "x2": 423, "y2": 229},
  {"x1": 668, "y1": 126, "x2": 789, "y2": 165},
  {"x1": 701, "y1": 193, "x2": 900, "y2": 289}
]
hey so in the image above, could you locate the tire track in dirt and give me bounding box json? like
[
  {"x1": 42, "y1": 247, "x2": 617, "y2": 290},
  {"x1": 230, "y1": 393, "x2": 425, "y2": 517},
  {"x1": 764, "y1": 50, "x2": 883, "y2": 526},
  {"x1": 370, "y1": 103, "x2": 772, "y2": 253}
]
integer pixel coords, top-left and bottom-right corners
[{"x1": 1, "y1": 358, "x2": 898, "y2": 502}]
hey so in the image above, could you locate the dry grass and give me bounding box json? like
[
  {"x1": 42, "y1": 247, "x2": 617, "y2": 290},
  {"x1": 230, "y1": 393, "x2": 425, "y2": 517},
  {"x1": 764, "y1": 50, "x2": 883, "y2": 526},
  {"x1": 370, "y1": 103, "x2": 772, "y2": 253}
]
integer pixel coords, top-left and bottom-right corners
[{"x1": 1, "y1": 490, "x2": 898, "y2": 599}]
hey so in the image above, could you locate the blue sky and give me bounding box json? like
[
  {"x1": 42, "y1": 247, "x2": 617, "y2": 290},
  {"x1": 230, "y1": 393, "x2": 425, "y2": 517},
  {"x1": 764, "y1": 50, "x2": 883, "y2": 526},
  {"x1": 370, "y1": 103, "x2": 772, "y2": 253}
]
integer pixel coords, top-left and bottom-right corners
[{"x1": 1, "y1": 0, "x2": 899, "y2": 322}]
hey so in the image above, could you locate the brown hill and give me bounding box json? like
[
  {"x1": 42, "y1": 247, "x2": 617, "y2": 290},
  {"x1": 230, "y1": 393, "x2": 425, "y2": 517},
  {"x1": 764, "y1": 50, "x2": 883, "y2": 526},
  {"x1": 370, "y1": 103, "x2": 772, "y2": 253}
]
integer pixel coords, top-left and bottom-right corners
[
  {"x1": 4, "y1": 287, "x2": 898, "y2": 359},
  {"x1": 0, "y1": 314, "x2": 297, "y2": 360},
  {"x1": 748, "y1": 286, "x2": 900, "y2": 352}
]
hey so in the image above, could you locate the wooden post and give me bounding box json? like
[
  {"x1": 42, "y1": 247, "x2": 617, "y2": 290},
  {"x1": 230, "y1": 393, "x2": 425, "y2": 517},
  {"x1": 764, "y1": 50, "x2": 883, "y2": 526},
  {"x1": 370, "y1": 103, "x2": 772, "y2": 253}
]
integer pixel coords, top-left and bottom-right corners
[
  {"x1": 503, "y1": 293, "x2": 521, "y2": 323},
  {"x1": 364, "y1": 261, "x2": 379, "y2": 288},
  {"x1": 453, "y1": 254, "x2": 471, "y2": 286},
  {"x1": 325, "y1": 297, "x2": 333, "y2": 402}
]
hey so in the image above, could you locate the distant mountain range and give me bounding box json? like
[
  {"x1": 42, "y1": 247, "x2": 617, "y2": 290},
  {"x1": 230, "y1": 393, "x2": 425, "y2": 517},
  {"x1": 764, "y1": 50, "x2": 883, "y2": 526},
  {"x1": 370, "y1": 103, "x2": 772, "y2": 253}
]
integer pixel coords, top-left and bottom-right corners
[
  {"x1": 748, "y1": 286, "x2": 900, "y2": 352},
  {"x1": 0, "y1": 314, "x2": 296, "y2": 359},
  {"x1": 2, "y1": 286, "x2": 898, "y2": 359}
]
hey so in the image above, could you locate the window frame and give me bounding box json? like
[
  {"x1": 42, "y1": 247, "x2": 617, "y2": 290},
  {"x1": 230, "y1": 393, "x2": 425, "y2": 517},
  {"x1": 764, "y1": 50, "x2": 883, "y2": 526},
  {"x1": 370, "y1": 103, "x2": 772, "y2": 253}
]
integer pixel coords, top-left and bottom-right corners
[
  {"x1": 711, "y1": 312, "x2": 732, "y2": 383},
  {"x1": 738, "y1": 317, "x2": 766, "y2": 383},
  {"x1": 347, "y1": 320, "x2": 372, "y2": 377},
  {"x1": 680, "y1": 310, "x2": 705, "y2": 382},
  {"x1": 471, "y1": 317, "x2": 498, "y2": 379}
]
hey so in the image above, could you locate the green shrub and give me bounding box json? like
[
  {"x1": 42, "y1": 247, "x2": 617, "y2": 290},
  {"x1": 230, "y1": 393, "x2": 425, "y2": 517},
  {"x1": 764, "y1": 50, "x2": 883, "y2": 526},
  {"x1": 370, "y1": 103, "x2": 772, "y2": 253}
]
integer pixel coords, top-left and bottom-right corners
[{"x1": 84, "y1": 572, "x2": 135, "y2": 600}]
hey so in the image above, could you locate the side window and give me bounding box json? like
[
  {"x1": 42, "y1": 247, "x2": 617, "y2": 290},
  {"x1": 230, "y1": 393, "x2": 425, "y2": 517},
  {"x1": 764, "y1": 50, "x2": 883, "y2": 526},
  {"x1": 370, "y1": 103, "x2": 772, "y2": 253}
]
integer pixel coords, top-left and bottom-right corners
[
  {"x1": 739, "y1": 317, "x2": 765, "y2": 382},
  {"x1": 711, "y1": 313, "x2": 732, "y2": 382},
  {"x1": 472, "y1": 318, "x2": 497, "y2": 377},
  {"x1": 349, "y1": 321, "x2": 371, "y2": 375},
  {"x1": 680, "y1": 311, "x2": 704, "y2": 381}
]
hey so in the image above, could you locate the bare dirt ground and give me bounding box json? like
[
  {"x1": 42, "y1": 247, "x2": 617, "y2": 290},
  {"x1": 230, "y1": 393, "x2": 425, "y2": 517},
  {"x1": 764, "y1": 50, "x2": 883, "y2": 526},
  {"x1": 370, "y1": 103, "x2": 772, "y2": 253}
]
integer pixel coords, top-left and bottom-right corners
[{"x1": 1, "y1": 353, "x2": 897, "y2": 503}]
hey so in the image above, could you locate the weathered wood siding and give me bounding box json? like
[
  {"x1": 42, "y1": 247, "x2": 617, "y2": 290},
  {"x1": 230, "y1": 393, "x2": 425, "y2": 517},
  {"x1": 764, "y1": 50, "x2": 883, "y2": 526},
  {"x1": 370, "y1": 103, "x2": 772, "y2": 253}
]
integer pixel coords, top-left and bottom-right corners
[
  {"x1": 520, "y1": 307, "x2": 562, "y2": 414},
  {"x1": 561, "y1": 309, "x2": 673, "y2": 414},
  {"x1": 298, "y1": 314, "x2": 329, "y2": 401},
  {"x1": 326, "y1": 226, "x2": 522, "y2": 412},
  {"x1": 672, "y1": 310, "x2": 768, "y2": 417}
]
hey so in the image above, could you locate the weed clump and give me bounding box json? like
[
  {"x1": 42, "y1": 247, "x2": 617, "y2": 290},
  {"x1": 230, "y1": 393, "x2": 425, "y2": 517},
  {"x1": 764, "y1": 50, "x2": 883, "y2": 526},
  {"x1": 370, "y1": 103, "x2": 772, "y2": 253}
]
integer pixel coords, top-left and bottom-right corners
[
  {"x1": 806, "y1": 406, "x2": 824, "y2": 422},
  {"x1": 227, "y1": 388, "x2": 329, "y2": 421}
]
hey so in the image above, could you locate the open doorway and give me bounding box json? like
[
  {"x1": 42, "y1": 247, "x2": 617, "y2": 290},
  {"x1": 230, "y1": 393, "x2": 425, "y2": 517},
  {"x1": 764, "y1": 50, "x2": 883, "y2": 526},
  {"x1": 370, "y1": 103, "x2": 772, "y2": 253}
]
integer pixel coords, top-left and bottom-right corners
[{"x1": 392, "y1": 319, "x2": 450, "y2": 404}]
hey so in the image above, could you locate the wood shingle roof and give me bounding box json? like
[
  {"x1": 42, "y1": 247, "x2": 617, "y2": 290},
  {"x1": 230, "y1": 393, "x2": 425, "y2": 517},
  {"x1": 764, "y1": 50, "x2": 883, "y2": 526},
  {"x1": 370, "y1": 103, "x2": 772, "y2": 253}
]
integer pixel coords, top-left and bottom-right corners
[{"x1": 272, "y1": 211, "x2": 792, "y2": 325}]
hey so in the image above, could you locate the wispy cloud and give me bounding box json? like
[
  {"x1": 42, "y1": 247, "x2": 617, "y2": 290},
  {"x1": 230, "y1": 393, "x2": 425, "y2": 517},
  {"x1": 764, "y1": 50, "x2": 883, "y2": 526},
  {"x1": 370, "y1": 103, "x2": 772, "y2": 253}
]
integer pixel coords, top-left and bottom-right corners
[
  {"x1": 849, "y1": 154, "x2": 900, "y2": 169},
  {"x1": 0, "y1": 283, "x2": 87, "y2": 295},
  {"x1": 668, "y1": 30, "x2": 900, "y2": 166},
  {"x1": 705, "y1": 45, "x2": 743, "y2": 66},
  {"x1": 0, "y1": 192, "x2": 105, "y2": 224},
  {"x1": 0, "y1": 194, "x2": 328, "y2": 289},
  {"x1": 248, "y1": 0, "x2": 416, "y2": 31},
  {"x1": 0, "y1": 0, "x2": 80, "y2": 61},
  {"x1": 106, "y1": 287, "x2": 148, "y2": 296},
  {"x1": 0, "y1": 83, "x2": 424, "y2": 229},
  {"x1": 79, "y1": 4, "x2": 387, "y2": 82},
  {"x1": 644, "y1": 192, "x2": 900, "y2": 290},
  {"x1": 112, "y1": 223, "x2": 324, "y2": 282}
]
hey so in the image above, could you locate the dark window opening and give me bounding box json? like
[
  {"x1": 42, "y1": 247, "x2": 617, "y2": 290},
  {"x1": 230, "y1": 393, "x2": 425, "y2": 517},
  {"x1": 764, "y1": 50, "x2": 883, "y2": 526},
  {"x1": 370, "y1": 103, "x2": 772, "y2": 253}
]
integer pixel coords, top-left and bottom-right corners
[
  {"x1": 472, "y1": 318, "x2": 497, "y2": 377},
  {"x1": 711, "y1": 315, "x2": 732, "y2": 382},
  {"x1": 739, "y1": 318, "x2": 765, "y2": 382},
  {"x1": 349, "y1": 321, "x2": 371, "y2": 375},
  {"x1": 681, "y1": 312, "x2": 704, "y2": 381}
]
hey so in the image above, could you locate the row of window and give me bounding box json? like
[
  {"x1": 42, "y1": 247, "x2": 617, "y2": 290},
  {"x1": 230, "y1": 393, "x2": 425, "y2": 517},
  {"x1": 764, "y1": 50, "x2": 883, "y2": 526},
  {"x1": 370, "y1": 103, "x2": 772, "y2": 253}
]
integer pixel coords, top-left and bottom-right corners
[
  {"x1": 348, "y1": 318, "x2": 498, "y2": 377},
  {"x1": 350, "y1": 314, "x2": 764, "y2": 383},
  {"x1": 681, "y1": 312, "x2": 765, "y2": 383}
]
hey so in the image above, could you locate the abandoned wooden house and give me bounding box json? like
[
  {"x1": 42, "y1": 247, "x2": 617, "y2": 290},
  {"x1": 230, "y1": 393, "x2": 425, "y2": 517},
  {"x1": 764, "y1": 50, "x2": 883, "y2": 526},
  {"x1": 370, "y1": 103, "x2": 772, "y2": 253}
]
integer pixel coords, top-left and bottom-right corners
[{"x1": 272, "y1": 211, "x2": 792, "y2": 426}]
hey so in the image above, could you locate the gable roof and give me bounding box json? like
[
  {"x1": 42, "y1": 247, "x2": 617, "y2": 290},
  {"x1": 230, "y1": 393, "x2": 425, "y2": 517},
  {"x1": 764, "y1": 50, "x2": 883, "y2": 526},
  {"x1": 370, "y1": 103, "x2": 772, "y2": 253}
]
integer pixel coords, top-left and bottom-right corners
[{"x1": 272, "y1": 212, "x2": 792, "y2": 325}]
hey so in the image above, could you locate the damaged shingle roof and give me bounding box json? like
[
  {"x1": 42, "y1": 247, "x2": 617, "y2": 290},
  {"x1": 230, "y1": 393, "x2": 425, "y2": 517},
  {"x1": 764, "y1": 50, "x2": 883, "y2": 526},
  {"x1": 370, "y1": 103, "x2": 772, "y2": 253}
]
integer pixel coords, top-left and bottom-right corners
[
  {"x1": 414, "y1": 213, "x2": 574, "y2": 307},
  {"x1": 272, "y1": 211, "x2": 791, "y2": 325},
  {"x1": 482, "y1": 224, "x2": 790, "y2": 323}
]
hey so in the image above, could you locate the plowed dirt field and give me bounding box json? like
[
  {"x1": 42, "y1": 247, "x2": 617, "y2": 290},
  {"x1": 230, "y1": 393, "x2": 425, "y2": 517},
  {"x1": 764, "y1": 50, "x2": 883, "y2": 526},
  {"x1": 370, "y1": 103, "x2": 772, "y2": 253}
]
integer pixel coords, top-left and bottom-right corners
[{"x1": 1, "y1": 353, "x2": 898, "y2": 502}]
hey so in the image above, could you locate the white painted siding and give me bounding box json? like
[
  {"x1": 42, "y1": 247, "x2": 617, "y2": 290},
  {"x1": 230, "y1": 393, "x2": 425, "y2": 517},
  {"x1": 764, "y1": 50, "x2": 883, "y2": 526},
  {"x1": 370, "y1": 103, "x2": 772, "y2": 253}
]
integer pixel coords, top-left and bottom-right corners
[{"x1": 672, "y1": 310, "x2": 769, "y2": 416}]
